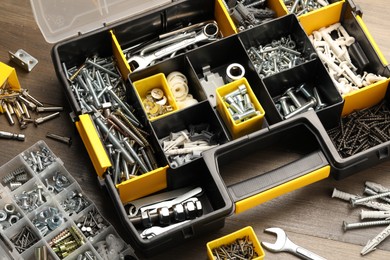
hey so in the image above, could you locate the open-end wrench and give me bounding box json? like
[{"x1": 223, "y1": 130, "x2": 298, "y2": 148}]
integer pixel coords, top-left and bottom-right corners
[
  {"x1": 261, "y1": 227, "x2": 327, "y2": 260},
  {"x1": 128, "y1": 23, "x2": 219, "y2": 71},
  {"x1": 140, "y1": 220, "x2": 190, "y2": 239}
]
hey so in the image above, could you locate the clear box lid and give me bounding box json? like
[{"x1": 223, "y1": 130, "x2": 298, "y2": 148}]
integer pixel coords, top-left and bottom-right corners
[{"x1": 30, "y1": 0, "x2": 172, "y2": 43}]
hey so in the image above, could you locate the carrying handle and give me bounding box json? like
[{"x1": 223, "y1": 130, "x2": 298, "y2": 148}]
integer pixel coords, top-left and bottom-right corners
[{"x1": 203, "y1": 140, "x2": 330, "y2": 214}]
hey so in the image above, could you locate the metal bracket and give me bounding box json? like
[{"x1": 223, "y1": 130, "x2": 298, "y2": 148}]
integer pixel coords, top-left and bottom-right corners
[{"x1": 8, "y1": 49, "x2": 38, "y2": 72}]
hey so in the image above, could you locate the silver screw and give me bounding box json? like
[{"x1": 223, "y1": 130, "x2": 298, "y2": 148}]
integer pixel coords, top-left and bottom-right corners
[
  {"x1": 46, "y1": 133, "x2": 72, "y2": 146},
  {"x1": 284, "y1": 97, "x2": 317, "y2": 119},
  {"x1": 284, "y1": 87, "x2": 302, "y2": 108},
  {"x1": 364, "y1": 187, "x2": 390, "y2": 204},
  {"x1": 350, "y1": 191, "x2": 390, "y2": 207},
  {"x1": 296, "y1": 84, "x2": 313, "y2": 99},
  {"x1": 36, "y1": 106, "x2": 64, "y2": 113},
  {"x1": 278, "y1": 96, "x2": 290, "y2": 116},
  {"x1": 313, "y1": 87, "x2": 326, "y2": 110},
  {"x1": 34, "y1": 112, "x2": 61, "y2": 126},
  {"x1": 343, "y1": 220, "x2": 390, "y2": 231}
]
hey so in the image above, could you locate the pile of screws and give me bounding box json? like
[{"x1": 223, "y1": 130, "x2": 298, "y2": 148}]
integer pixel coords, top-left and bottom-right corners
[
  {"x1": 22, "y1": 145, "x2": 55, "y2": 173},
  {"x1": 33, "y1": 206, "x2": 64, "y2": 236},
  {"x1": 309, "y1": 23, "x2": 386, "y2": 95},
  {"x1": 160, "y1": 124, "x2": 220, "y2": 168},
  {"x1": 2, "y1": 166, "x2": 30, "y2": 191},
  {"x1": 247, "y1": 35, "x2": 310, "y2": 78},
  {"x1": 274, "y1": 83, "x2": 326, "y2": 119},
  {"x1": 49, "y1": 225, "x2": 85, "y2": 259},
  {"x1": 142, "y1": 88, "x2": 173, "y2": 118},
  {"x1": 284, "y1": 0, "x2": 330, "y2": 16},
  {"x1": 223, "y1": 84, "x2": 261, "y2": 123},
  {"x1": 14, "y1": 184, "x2": 47, "y2": 213},
  {"x1": 327, "y1": 100, "x2": 390, "y2": 158},
  {"x1": 61, "y1": 190, "x2": 90, "y2": 216},
  {"x1": 225, "y1": 0, "x2": 276, "y2": 32},
  {"x1": 10, "y1": 226, "x2": 39, "y2": 253},
  {"x1": 0, "y1": 82, "x2": 62, "y2": 130},
  {"x1": 95, "y1": 234, "x2": 125, "y2": 260},
  {"x1": 212, "y1": 236, "x2": 259, "y2": 260},
  {"x1": 75, "y1": 208, "x2": 109, "y2": 239},
  {"x1": 332, "y1": 181, "x2": 390, "y2": 255},
  {"x1": 0, "y1": 203, "x2": 21, "y2": 230},
  {"x1": 44, "y1": 171, "x2": 71, "y2": 194},
  {"x1": 65, "y1": 55, "x2": 158, "y2": 183}
]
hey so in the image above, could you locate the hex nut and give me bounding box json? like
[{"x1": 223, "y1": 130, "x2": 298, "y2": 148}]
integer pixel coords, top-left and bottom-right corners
[
  {"x1": 158, "y1": 207, "x2": 170, "y2": 226},
  {"x1": 8, "y1": 215, "x2": 19, "y2": 225},
  {"x1": 195, "y1": 200, "x2": 203, "y2": 217},
  {"x1": 184, "y1": 201, "x2": 197, "y2": 219},
  {"x1": 0, "y1": 210, "x2": 7, "y2": 221},
  {"x1": 4, "y1": 203, "x2": 15, "y2": 214},
  {"x1": 173, "y1": 204, "x2": 185, "y2": 222},
  {"x1": 141, "y1": 210, "x2": 152, "y2": 228}
]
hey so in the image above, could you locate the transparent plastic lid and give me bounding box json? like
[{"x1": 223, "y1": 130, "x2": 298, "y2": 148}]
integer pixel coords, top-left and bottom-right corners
[{"x1": 30, "y1": 0, "x2": 171, "y2": 43}]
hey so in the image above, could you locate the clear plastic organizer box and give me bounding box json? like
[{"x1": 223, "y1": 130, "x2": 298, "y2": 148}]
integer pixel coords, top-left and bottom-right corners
[{"x1": 0, "y1": 141, "x2": 137, "y2": 260}]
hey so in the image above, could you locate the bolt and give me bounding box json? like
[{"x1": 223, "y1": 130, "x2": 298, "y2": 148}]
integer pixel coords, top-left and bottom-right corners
[
  {"x1": 46, "y1": 133, "x2": 72, "y2": 146},
  {"x1": 225, "y1": 96, "x2": 244, "y2": 114},
  {"x1": 36, "y1": 106, "x2": 64, "y2": 113},
  {"x1": 232, "y1": 108, "x2": 260, "y2": 123},
  {"x1": 343, "y1": 219, "x2": 390, "y2": 231},
  {"x1": 284, "y1": 87, "x2": 302, "y2": 108},
  {"x1": 284, "y1": 97, "x2": 317, "y2": 119},
  {"x1": 313, "y1": 87, "x2": 326, "y2": 110},
  {"x1": 34, "y1": 112, "x2": 61, "y2": 126},
  {"x1": 296, "y1": 84, "x2": 313, "y2": 99},
  {"x1": 278, "y1": 96, "x2": 290, "y2": 116}
]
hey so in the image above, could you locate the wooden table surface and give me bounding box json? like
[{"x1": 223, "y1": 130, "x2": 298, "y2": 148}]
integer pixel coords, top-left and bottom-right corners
[{"x1": 1, "y1": 1, "x2": 390, "y2": 259}]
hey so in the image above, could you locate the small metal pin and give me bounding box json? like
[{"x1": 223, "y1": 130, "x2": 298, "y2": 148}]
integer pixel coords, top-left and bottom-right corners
[
  {"x1": 36, "y1": 106, "x2": 64, "y2": 113},
  {"x1": 46, "y1": 133, "x2": 72, "y2": 146},
  {"x1": 34, "y1": 112, "x2": 61, "y2": 126}
]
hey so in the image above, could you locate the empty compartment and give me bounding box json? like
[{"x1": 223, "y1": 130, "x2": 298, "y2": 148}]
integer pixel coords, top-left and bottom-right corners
[
  {"x1": 263, "y1": 58, "x2": 343, "y2": 129},
  {"x1": 216, "y1": 77, "x2": 266, "y2": 139},
  {"x1": 239, "y1": 14, "x2": 317, "y2": 79},
  {"x1": 151, "y1": 101, "x2": 230, "y2": 169}
]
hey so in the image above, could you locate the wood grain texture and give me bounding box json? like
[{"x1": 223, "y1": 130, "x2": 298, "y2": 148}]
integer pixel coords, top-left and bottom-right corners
[{"x1": 1, "y1": 0, "x2": 390, "y2": 259}]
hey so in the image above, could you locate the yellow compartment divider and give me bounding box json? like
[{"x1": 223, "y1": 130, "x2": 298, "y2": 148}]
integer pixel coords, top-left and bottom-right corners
[
  {"x1": 342, "y1": 78, "x2": 390, "y2": 116},
  {"x1": 355, "y1": 15, "x2": 388, "y2": 66},
  {"x1": 111, "y1": 30, "x2": 132, "y2": 79},
  {"x1": 272, "y1": 0, "x2": 289, "y2": 17},
  {"x1": 215, "y1": 0, "x2": 238, "y2": 36},
  {"x1": 234, "y1": 165, "x2": 330, "y2": 214},
  {"x1": 117, "y1": 165, "x2": 169, "y2": 203},
  {"x1": 0, "y1": 62, "x2": 21, "y2": 91},
  {"x1": 299, "y1": 1, "x2": 344, "y2": 35},
  {"x1": 75, "y1": 114, "x2": 112, "y2": 177}
]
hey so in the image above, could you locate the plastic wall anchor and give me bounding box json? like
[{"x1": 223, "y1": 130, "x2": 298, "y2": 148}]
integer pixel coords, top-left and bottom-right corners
[{"x1": 361, "y1": 210, "x2": 390, "y2": 220}]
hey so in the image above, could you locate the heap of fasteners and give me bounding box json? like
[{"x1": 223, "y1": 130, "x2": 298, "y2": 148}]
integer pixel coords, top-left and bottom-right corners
[
  {"x1": 212, "y1": 236, "x2": 259, "y2": 260},
  {"x1": 166, "y1": 71, "x2": 198, "y2": 109},
  {"x1": 274, "y1": 83, "x2": 326, "y2": 119},
  {"x1": 49, "y1": 225, "x2": 85, "y2": 259},
  {"x1": 95, "y1": 233, "x2": 125, "y2": 260},
  {"x1": 75, "y1": 208, "x2": 109, "y2": 239},
  {"x1": 65, "y1": 55, "x2": 158, "y2": 183},
  {"x1": 1, "y1": 166, "x2": 30, "y2": 191},
  {"x1": 247, "y1": 35, "x2": 308, "y2": 78},
  {"x1": 284, "y1": 0, "x2": 330, "y2": 16},
  {"x1": 160, "y1": 124, "x2": 220, "y2": 168},
  {"x1": 60, "y1": 190, "x2": 90, "y2": 216},
  {"x1": 327, "y1": 101, "x2": 390, "y2": 158},
  {"x1": 225, "y1": 0, "x2": 276, "y2": 32},
  {"x1": 142, "y1": 88, "x2": 173, "y2": 118},
  {"x1": 0, "y1": 203, "x2": 21, "y2": 230},
  {"x1": 44, "y1": 171, "x2": 71, "y2": 194},
  {"x1": 32, "y1": 206, "x2": 64, "y2": 236},
  {"x1": 332, "y1": 181, "x2": 390, "y2": 255},
  {"x1": 0, "y1": 82, "x2": 62, "y2": 130},
  {"x1": 309, "y1": 23, "x2": 386, "y2": 95},
  {"x1": 22, "y1": 145, "x2": 56, "y2": 173},
  {"x1": 223, "y1": 84, "x2": 261, "y2": 123},
  {"x1": 10, "y1": 226, "x2": 39, "y2": 253},
  {"x1": 14, "y1": 184, "x2": 47, "y2": 213}
]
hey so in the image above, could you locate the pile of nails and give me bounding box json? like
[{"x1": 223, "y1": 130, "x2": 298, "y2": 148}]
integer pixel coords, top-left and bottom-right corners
[
  {"x1": 284, "y1": 0, "x2": 330, "y2": 16},
  {"x1": 65, "y1": 55, "x2": 158, "y2": 183},
  {"x1": 10, "y1": 226, "x2": 39, "y2": 253},
  {"x1": 212, "y1": 236, "x2": 258, "y2": 260},
  {"x1": 0, "y1": 203, "x2": 21, "y2": 230},
  {"x1": 332, "y1": 181, "x2": 390, "y2": 255},
  {"x1": 225, "y1": 0, "x2": 276, "y2": 31},
  {"x1": 247, "y1": 35, "x2": 309, "y2": 78},
  {"x1": 309, "y1": 23, "x2": 386, "y2": 95},
  {"x1": 22, "y1": 145, "x2": 55, "y2": 173},
  {"x1": 274, "y1": 83, "x2": 325, "y2": 119},
  {"x1": 327, "y1": 100, "x2": 390, "y2": 158},
  {"x1": 160, "y1": 124, "x2": 220, "y2": 168},
  {"x1": 14, "y1": 184, "x2": 47, "y2": 213},
  {"x1": 2, "y1": 166, "x2": 29, "y2": 191},
  {"x1": 0, "y1": 82, "x2": 62, "y2": 129}
]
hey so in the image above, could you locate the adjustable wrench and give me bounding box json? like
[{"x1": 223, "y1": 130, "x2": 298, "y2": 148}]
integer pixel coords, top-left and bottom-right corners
[
  {"x1": 128, "y1": 23, "x2": 219, "y2": 71},
  {"x1": 261, "y1": 227, "x2": 327, "y2": 260}
]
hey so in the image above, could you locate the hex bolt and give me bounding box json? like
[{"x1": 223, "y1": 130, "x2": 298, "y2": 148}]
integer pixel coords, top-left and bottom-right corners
[
  {"x1": 46, "y1": 133, "x2": 72, "y2": 146},
  {"x1": 278, "y1": 96, "x2": 291, "y2": 116},
  {"x1": 34, "y1": 112, "x2": 61, "y2": 126},
  {"x1": 225, "y1": 96, "x2": 244, "y2": 114},
  {"x1": 343, "y1": 219, "x2": 390, "y2": 231},
  {"x1": 284, "y1": 87, "x2": 302, "y2": 108},
  {"x1": 284, "y1": 97, "x2": 317, "y2": 119},
  {"x1": 350, "y1": 191, "x2": 390, "y2": 207},
  {"x1": 232, "y1": 108, "x2": 259, "y2": 123}
]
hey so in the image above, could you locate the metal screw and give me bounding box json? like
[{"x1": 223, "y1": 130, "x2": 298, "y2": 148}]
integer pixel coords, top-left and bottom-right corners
[
  {"x1": 46, "y1": 133, "x2": 72, "y2": 146},
  {"x1": 36, "y1": 106, "x2": 64, "y2": 113},
  {"x1": 34, "y1": 112, "x2": 61, "y2": 126},
  {"x1": 296, "y1": 84, "x2": 313, "y2": 100},
  {"x1": 284, "y1": 87, "x2": 302, "y2": 108},
  {"x1": 343, "y1": 219, "x2": 390, "y2": 231},
  {"x1": 351, "y1": 191, "x2": 390, "y2": 207},
  {"x1": 278, "y1": 96, "x2": 291, "y2": 116},
  {"x1": 363, "y1": 187, "x2": 390, "y2": 204},
  {"x1": 284, "y1": 97, "x2": 317, "y2": 119}
]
